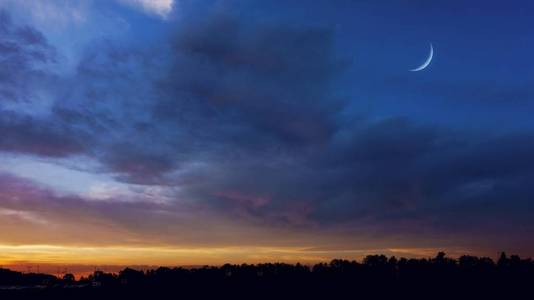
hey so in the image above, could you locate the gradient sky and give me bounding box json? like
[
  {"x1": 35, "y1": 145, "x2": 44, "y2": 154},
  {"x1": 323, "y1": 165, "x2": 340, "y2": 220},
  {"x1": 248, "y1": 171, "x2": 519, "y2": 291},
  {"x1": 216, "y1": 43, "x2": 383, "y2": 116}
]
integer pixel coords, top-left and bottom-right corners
[{"x1": 1, "y1": 0, "x2": 534, "y2": 268}]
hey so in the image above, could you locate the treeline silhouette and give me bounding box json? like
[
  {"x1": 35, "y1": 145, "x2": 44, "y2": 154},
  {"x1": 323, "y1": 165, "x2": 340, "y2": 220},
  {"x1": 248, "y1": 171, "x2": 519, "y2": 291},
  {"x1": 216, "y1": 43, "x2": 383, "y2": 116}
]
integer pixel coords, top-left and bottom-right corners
[{"x1": 1, "y1": 252, "x2": 533, "y2": 299}]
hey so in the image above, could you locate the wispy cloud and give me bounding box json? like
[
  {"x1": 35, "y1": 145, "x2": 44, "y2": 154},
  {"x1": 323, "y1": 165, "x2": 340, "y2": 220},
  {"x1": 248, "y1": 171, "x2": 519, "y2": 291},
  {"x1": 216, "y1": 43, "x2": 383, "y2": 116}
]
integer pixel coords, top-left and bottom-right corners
[
  {"x1": 0, "y1": 208, "x2": 49, "y2": 225},
  {"x1": 118, "y1": 0, "x2": 175, "y2": 18},
  {"x1": 0, "y1": 0, "x2": 89, "y2": 28}
]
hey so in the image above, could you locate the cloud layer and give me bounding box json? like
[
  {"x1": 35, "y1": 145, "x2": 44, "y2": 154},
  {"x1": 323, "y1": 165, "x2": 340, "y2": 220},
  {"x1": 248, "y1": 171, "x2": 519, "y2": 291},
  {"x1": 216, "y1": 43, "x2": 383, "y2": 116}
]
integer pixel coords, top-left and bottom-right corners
[{"x1": 1, "y1": 1, "x2": 534, "y2": 262}]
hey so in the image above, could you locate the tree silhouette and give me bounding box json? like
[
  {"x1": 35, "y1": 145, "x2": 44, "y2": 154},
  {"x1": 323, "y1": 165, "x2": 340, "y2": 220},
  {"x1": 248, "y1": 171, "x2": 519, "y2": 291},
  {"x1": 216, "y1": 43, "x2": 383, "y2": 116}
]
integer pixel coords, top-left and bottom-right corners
[
  {"x1": 62, "y1": 273, "x2": 75, "y2": 283},
  {"x1": 1, "y1": 252, "x2": 533, "y2": 299}
]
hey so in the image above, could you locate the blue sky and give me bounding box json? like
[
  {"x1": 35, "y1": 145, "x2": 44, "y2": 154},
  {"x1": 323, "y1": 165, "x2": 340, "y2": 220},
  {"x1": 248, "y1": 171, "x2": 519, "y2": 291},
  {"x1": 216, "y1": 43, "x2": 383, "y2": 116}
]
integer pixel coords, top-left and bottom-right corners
[{"x1": 0, "y1": 0, "x2": 534, "y2": 265}]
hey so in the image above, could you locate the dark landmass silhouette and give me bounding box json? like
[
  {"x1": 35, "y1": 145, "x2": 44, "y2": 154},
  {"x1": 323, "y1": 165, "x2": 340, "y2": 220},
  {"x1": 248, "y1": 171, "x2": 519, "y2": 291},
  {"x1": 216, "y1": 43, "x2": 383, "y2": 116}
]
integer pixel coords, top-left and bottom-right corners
[{"x1": 1, "y1": 252, "x2": 533, "y2": 299}]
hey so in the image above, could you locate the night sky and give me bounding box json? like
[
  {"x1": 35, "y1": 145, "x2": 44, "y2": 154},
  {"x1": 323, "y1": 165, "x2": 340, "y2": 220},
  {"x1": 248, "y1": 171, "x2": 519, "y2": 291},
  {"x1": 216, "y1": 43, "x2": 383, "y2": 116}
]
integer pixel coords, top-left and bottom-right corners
[{"x1": 1, "y1": 0, "x2": 534, "y2": 268}]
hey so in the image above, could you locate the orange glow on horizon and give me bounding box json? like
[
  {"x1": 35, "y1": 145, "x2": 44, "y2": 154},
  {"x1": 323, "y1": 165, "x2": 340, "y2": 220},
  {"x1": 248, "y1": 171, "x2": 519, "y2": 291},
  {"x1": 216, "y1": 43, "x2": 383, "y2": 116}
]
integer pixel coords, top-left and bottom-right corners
[{"x1": 0, "y1": 243, "x2": 474, "y2": 267}]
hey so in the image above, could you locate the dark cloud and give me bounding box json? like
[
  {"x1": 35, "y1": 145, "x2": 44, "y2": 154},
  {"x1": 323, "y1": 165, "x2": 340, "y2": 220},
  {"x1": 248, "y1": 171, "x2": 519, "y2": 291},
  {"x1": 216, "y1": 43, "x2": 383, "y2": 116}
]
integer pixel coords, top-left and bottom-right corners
[
  {"x1": 0, "y1": 12, "x2": 85, "y2": 157},
  {"x1": 155, "y1": 13, "x2": 344, "y2": 148},
  {"x1": 0, "y1": 10, "x2": 79, "y2": 155},
  {"x1": 314, "y1": 122, "x2": 534, "y2": 243},
  {"x1": 0, "y1": 10, "x2": 56, "y2": 102},
  {"x1": 0, "y1": 110, "x2": 88, "y2": 157},
  {"x1": 42, "y1": 10, "x2": 346, "y2": 184}
]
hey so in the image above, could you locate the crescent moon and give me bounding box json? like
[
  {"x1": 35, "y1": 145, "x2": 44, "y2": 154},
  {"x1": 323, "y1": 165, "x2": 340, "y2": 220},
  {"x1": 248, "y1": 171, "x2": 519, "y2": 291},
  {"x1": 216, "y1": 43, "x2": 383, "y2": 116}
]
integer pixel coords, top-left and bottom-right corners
[{"x1": 410, "y1": 43, "x2": 433, "y2": 72}]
